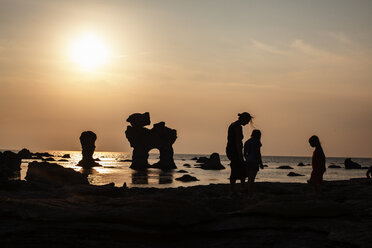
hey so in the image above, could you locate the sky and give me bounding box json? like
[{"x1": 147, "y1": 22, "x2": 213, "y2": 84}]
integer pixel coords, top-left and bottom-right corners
[{"x1": 0, "y1": 0, "x2": 372, "y2": 157}]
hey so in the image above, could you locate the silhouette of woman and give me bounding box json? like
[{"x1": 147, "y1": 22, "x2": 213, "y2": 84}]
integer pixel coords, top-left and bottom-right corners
[
  {"x1": 244, "y1": 129, "x2": 264, "y2": 196},
  {"x1": 226, "y1": 112, "x2": 252, "y2": 194},
  {"x1": 308, "y1": 135, "x2": 326, "y2": 194}
]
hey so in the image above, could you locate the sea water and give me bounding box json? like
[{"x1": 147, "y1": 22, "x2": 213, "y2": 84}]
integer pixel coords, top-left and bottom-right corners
[{"x1": 18, "y1": 151, "x2": 372, "y2": 188}]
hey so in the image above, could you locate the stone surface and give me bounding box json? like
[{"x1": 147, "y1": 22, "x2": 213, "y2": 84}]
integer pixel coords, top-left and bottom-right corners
[
  {"x1": 344, "y1": 158, "x2": 362, "y2": 169},
  {"x1": 175, "y1": 174, "x2": 199, "y2": 182},
  {"x1": 18, "y1": 148, "x2": 33, "y2": 159},
  {"x1": 297, "y1": 162, "x2": 306, "y2": 167},
  {"x1": 198, "y1": 153, "x2": 225, "y2": 170},
  {"x1": 77, "y1": 131, "x2": 100, "y2": 169},
  {"x1": 125, "y1": 112, "x2": 177, "y2": 170},
  {"x1": 277, "y1": 165, "x2": 293, "y2": 169},
  {"x1": 26, "y1": 161, "x2": 89, "y2": 186},
  {"x1": 62, "y1": 154, "x2": 71, "y2": 158}
]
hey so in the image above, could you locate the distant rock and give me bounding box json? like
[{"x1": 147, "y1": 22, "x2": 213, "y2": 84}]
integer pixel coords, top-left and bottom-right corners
[
  {"x1": 297, "y1": 162, "x2": 306, "y2": 167},
  {"x1": 43, "y1": 157, "x2": 55, "y2": 161},
  {"x1": 34, "y1": 152, "x2": 53, "y2": 157},
  {"x1": 18, "y1": 148, "x2": 33, "y2": 159},
  {"x1": 58, "y1": 159, "x2": 68, "y2": 162},
  {"x1": 287, "y1": 172, "x2": 304, "y2": 177},
  {"x1": 26, "y1": 161, "x2": 88, "y2": 186},
  {"x1": 175, "y1": 174, "x2": 199, "y2": 182},
  {"x1": 191, "y1": 157, "x2": 198, "y2": 160},
  {"x1": 177, "y1": 170, "x2": 188, "y2": 173},
  {"x1": 0, "y1": 151, "x2": 21, "y2": 180},
  {"x1": 196, "y1": 156, "x2": 209, "y2": 164},
  {"x1": 62, "y1": 154, "x2": 71, "y2": 158},
  {"x1": 93, "y1": 158, "x2": 101, "y2": 161},
  {"x1": 329, "y1": 165, "x2": 341, "y2": 169},
  {"x1": 183, "y1": 163, "x2": 191, "y2": 168},
  {"x1": 77, "y1": 131, "x2": 100, "y2": 169},
  {"x1": 263, "y1": 164, "x2": 268, "y2": 168},
  {"x1": 120, "y1": 159, "x2": 132, "y2": 162},
  {"x1": 277, "y1": 165, "x2": 293, "y2": 169},
  {"x1": 344, "y1": 158, "x2": 362, "y2": 169},
  {"x1": 198, "y1": 153, "x2": 225, "y2": 170}
]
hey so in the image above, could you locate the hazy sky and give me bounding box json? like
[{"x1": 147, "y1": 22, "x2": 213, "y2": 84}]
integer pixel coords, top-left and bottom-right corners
[{"x1": 1, "y1": 0, "x2": 372, "y2": 157}]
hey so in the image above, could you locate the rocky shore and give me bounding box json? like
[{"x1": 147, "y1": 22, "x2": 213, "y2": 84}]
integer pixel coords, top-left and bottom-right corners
[{"x1": 0, "y1": 178, "x2": 371, "y2": 248}]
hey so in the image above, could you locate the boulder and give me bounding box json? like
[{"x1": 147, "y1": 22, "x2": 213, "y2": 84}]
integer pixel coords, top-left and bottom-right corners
[
  {"x1": 177, "y1": 170, "x2": 188, "y2": 173},
  {"x1": 277, "y1": 165, "x2": 293, "y2": 169},
  {"x1": 329, "y1": 165, "x2": 341, "y2": 169},
  {"x1": 191, "y1": 157, "x2": 198, "y2": 160},
  {"x1": 58, "y1": 159, "x2": 68, "y2": 162},
  {"x1": 287, "y1": 172, "x2": 304, "y2": 177},
  {"x1": 18, "y1": 148, "x2": 33, "y2": 159},
  {"x1": 183, "y1": 163, "x2": 191, "y2": 168},
  {"x1": 62, "y1": 154, "x2": 71, "y2": 158},
  {"x1": 196, "y1": 156, "x2": 209, "y2": 164},
  {"x1": 43, "y1": 157, "x2": 55, "y2": 161},
  {"x1": 344, "y1": 158, "x2": 362, "y2": 169},
  {"x1": 26, "y1": 161, "x2": 88, "y2": 186},
  {"x1": 77, "y1": 131, "x2": 100, "y2": 169},
  {"x1": 0, "y1": 151, "x2": 21, "y2": 180},
  {"x1": 297, "y1": 162, "x2": 306, "y2": 167},
  {"x1": 34, "y1": 152, "x2": 53, "y2": 157},
  {"x1": 175, "y1": 174, "x2": 199, "y2": 182},
  {"x1": 199, "y1": 153, "x2": 225, "y2": 170}
]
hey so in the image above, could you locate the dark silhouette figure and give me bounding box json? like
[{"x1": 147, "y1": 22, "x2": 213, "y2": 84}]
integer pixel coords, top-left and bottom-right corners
[
  {"x1": 77, "y1": 131, "x2": 100, "y2": 169},
  {"x1": 226, "y1": 112, "x2": 252, "y2": 194},
  {"x1": 308, "y1": 135, "x2": 326, "y2": 194},
  {"x1": 244, "y1": 129, "x2": 264, "y2": 196},
  {"x1": 125, "y1": 112, "x2": 177, "y2": 170}
]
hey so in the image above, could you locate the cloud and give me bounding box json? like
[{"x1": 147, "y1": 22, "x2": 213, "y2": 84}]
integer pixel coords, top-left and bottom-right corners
[
  {"x1": 328, "y1": 32, "x2": 352, "y2": 45},
  {"x1": 251, "y1": 39, "x2": 287, "y2": 55}
]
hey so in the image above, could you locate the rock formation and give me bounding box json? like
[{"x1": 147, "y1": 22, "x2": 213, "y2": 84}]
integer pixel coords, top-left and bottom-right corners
[
  {"x1": 344, "y1": 158, "x2": 362, "y2": 169},
  {"x1": 198, "y1": 153, "x2": 225, "y2": 170},
  {"x1": 26, "y1": 161, "x2": 89, "y2": 186},
  {"x1": 277, "y1": 165, "x2": 293, "y2": 169},
  {"x1": 0, "y1": 151, "x2": 21, "y2": 180},
  {"x1": 77, "y1": 131, "x2": 100, "y2": 169},
  {"x1": 175, "y1": 174, "x2": 199, "y2": 182},
  {"x1": 125, "y1": 112, "x2": 177, "y2": 170}
]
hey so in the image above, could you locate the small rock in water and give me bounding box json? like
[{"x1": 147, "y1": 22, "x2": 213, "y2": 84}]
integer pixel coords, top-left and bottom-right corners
[
  {"x1": 62, "y1": 154, "x2": 71, "y2": 158},
  {"x1": 191, "y1": 157, "x2": 198, "y2": 160},
  {"x1": 177, "y1": 170, "x2": 188, "y2": 173},
  {"x1": 183, "y1": 163, "x2": 191, "y2": 167},
  {"x1": 43, "y1": 157, "x2": 55, "y2": 161},
  {"x1": 263, "y1": 164, "x2": 268, "y2": 168},
  {"x1": 287, "y1": 172, "x2": 304, "y2": 177},
  {"x1": 329, "y1": 165, "x2": 341, "y2": 169},
  {"x1": 120, "y1": 159, "x2": 132, "y2": 162},
  {"x1": 196, "y1": 156, "x2": 209, "y2": 164},
  {"x1": 175, "y1": 174, "x2": 199, "y2": 182},
  {"x1": 344, "y1": 158, "x2": 362, "y2": 169},
  {"x1": 297, "y1": 162, "x2": 306, "y2": 167},
  {"x1": 277, "y1": 165, "x2": 293, "y2": 169},
  {"x1": 58, "y1": 159, "x2": 68, "y2": 162}
]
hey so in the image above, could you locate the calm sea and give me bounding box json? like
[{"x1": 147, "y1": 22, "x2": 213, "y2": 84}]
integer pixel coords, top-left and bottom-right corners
[{"x1": 14, "y1": 151, "x2": 372, "y2": 188}]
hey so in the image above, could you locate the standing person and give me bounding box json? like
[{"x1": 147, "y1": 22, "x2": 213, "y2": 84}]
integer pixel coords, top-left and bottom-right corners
[
  {"x1": 308, "y1": 135, "x2": 326, "y2": 194},
  {"x1": 226, "y1": 112, "x2": 252, "y2": 194},
  {"x1": 244, "y1": 129, "x2": 264, "y2": 196}
]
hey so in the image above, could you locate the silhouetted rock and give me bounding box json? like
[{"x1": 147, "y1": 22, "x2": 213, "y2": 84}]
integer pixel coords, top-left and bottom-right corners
[
  {"x1": 263, "y1": 164, "x2": 268, "y2": 167},
  {"x1": 125, "y1": 112, "x2": 177, "y2": 170},
  {"x1": 297, "y1": 162, "x2": 306, "y2": 167},
  {"x1": 191, "y1": 157, "x2": 198, "y2": 160},
  {"x1": 175, "y1": 174, "x2": 199, "y2": 182},
  {"x1": 344, "y1": 158, "x2": 362, "y2": 169},
  {"x1": 329, "y1": 164, "x2": 341, "y2": 169},
  {"x1": 199, "y1": 153, "x2": 225, "y2": 170},
  {"x1": 183, "y1": 163, "x2": 191, "y2": 167},
  {"x1": 26, "y1": 161, "x2": 88, "y2": 186},
  {"x1": 177, "y1": 170, "x2": 188, "y2": 173},
  {"x1": 287, "y1": 172, "x2": 304, "y2": 177},
  {"x1": 0, "y1": 151, "x2": 21, "y2": 180},
  {"x1": 277, "y1": 165, "x2": 293, "y2": 169},
  {"x1": 58, "y1": 159, "x2": 68, "y2": 162},
  {"x1": 196, "y1": 156, "x2": 209, "y2": 164},
  {"x1": 93, "y1": 158, "x2": 101, "y2": 161},
  {"x1": 43, "y1": 157, "x2": 55, "y2": 161},
  {"x1": 367, "y1": 166, "x2": 372, "y2": 178},
  {"x1": 34, "y1": 152, "x2": 53, "y2": 157},
  {"x1": 18, "y1": 148, "x2": 33, "y2": 159},
  {"x1": 120, "y1": 159, "x2": 132, "y2": 162},
  {"x1": 62, "y1": 154, "x2": 71, "y2": 158},
  {"x1": 77, "y1": 131, "x2": 100, "y2": 169}
]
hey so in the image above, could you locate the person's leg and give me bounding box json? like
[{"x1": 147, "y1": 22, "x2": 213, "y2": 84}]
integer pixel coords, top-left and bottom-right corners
[
  {"x1": 247, "y1": 170, "x2": 258, "y2": 196},
  {"x1": 230, "y1": 177, "x2": 237, "y2": 193}
]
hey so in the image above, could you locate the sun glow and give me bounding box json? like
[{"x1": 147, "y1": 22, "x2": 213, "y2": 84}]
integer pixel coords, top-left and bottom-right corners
[{"x1": 69, "y1": 33, "x2": 110, "y2": 70}]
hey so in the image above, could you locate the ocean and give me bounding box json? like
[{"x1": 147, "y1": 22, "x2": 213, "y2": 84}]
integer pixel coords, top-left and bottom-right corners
[{"x1": 16, "y1": 151, "x2": 371, "y2": 188}]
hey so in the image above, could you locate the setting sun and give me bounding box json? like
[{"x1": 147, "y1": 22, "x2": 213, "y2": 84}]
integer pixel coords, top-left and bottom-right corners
[{"x1": 69, "y1": 33, "x2": 110, "y2": 70}]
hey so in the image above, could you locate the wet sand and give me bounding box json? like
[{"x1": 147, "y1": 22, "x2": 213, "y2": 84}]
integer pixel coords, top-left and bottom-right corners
[{"x1": 0, "y1": 179, "x2": 371, "y2": 248}]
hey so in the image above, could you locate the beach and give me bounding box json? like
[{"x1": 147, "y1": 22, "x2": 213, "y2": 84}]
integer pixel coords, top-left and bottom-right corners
[{"x1": 1, "y1": 178, "x2": 371, "y2": 248}]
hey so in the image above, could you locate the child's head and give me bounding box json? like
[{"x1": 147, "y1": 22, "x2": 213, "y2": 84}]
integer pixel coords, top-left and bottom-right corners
[
  {"x1": 251, "y1": 129, "x2": 261, "y2": 140},
  {"x1": 309, "y1": 135, "x2": 320, "y2": 147}
]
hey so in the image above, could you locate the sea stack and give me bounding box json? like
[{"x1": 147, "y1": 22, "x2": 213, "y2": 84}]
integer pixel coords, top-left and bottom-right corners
[{"x1": 77, "y1": 131, "x2": 100, "y2": 169}]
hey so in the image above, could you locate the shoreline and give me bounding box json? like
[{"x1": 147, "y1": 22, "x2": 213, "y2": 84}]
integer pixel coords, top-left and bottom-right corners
[{"x1": 1, "y1": 178, "x2": 371, "y2": 247}]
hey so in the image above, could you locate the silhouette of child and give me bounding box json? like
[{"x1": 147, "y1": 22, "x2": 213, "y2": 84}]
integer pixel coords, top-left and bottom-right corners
[
  {"x1": 226, "y1": 112, "x2": 252, "y2": 194},
  {"x1": 308, "y1": 135, "x2": 326, "y2": 194},
  {"x1": 367, "y1": 166, "x2": 372, "y2": 178},
  {"x1": 244, "y1": 129, "x2": 264, "y2": 196}
]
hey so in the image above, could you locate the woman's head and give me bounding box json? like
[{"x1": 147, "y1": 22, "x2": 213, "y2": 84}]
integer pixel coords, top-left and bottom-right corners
[
  {"x1": 238, "y1": 112, "x2": 252, "y2": 126},
  {"x1": 309, "y1": 135, "x2": 320, "y2": 147},
  {"x1": 251, "y1": 129, "x2": 261, "y2": 140}
]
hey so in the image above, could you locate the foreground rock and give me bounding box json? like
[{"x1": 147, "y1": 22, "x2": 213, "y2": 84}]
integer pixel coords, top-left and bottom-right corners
[
  {"x1": 175, "y1": 174, "x2": 199, "y2": 182},
  {"x1": 0, "y1": 179, "x2": 371, "y2": 247},
  {"x1": 0, "y1": 151, "x2": 21, "y2": 180},
  {"x1": 344, "y1": 158, "x2": 362, "y2": 169},
  {"x1": 26, "y1": 161, "x2": 89, "y2": 186}
]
